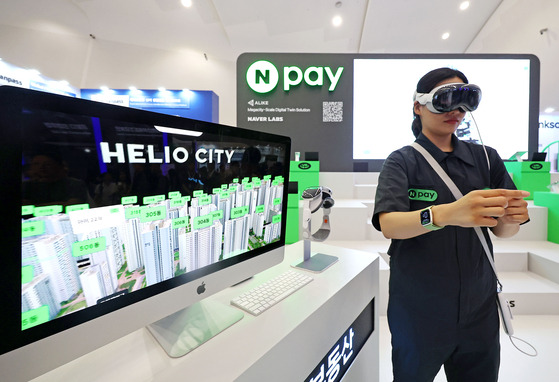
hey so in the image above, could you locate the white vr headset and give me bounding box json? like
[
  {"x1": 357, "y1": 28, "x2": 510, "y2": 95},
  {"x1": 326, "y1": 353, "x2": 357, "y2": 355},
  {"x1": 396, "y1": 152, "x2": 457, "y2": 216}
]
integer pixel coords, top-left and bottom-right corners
[
  {"x1": 414, "y1": 82, "x2": 482, "y2": 114},
  {"x1": 301, "y1": 186, "x2": 334, "y2": 242}
]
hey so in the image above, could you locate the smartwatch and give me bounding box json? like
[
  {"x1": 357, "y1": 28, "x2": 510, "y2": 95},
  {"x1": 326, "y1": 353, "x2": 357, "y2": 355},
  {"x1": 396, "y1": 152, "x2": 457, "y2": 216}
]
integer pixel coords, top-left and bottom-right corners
[{"x1": 420, "y1": 205, "x2": 444, "y2": 231}]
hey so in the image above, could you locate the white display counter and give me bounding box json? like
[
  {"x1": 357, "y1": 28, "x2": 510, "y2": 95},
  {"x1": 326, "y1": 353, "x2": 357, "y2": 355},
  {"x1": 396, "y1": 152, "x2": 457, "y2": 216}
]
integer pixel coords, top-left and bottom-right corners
[{"x1": 31, "y1": 241, "x2": 380, "y2": 382}]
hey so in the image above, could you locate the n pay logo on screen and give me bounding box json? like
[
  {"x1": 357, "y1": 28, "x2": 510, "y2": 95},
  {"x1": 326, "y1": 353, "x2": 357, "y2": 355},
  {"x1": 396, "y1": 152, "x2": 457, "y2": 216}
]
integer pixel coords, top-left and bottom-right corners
[{"x1": 246, "y1": 60, "x2": 344, "y2": 93}]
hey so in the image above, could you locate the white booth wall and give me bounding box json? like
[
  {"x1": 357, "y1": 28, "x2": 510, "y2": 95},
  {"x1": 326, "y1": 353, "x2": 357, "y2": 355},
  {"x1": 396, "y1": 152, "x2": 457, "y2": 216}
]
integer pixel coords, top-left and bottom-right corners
[
  {"x1": 2, "y1": 0, "x2": 559, "y2": 130},
  {"x1": 0, "y1": 24, "x2": 238, "y2": 126}
]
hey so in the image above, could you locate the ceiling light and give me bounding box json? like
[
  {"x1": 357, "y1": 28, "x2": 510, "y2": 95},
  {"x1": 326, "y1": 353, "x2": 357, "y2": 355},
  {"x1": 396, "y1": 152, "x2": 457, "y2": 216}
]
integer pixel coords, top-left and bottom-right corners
[
  {"x1": 158, "y1": 87, "x2": 167, "y2": 92},
  {"x1": 332, "y1": 15, "x2": 343, "y2": 27},
  {"x1": 460, "y1": 1, "x2": 470, "y2": 11},
  {"x1": 181, "y1": 0, "x2": 192, "y2": 8},
  {"x1": 100, "y1": 86, "x2": 110, "y2": 92},
  {"x1": 28, "y1": 69, "x2": 41, "y2": 76},
  {"x1": 544, "y1": 107, "x2": 555, "y2": 113},
  {"x1": 442, "y1": 32, "x2": 450, "y2": 40}
]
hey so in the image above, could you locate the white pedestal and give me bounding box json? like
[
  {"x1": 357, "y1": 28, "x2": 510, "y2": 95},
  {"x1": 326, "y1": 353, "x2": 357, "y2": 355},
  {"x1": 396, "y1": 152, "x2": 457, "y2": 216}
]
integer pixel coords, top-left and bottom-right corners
[{"x1": 32, "y1": 242, "x2": 380, "y2": 382}]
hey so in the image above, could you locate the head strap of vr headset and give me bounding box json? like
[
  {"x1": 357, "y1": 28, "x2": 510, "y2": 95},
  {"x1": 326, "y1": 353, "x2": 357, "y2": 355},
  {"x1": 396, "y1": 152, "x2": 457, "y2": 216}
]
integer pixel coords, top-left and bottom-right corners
[{"x1": 301, "y1": 186, "x2": 334, "y2": 242}]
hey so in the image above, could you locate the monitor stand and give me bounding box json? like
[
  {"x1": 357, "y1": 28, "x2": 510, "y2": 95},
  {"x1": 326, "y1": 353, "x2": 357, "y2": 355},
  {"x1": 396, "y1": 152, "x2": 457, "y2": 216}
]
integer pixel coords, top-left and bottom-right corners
[
  {"x1": 147, "y1": 299, "x2": 244, "y2": 358},
  {"x1": 292, "y1": 239, "x2": 338, "y2": 273}
]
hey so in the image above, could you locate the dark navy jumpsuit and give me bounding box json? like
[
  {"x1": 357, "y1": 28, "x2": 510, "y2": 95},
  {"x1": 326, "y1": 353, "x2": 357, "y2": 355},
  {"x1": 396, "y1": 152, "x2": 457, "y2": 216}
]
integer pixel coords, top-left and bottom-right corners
[{"x1": 373, "y1": 133, "x2": 517, "y2": 382}]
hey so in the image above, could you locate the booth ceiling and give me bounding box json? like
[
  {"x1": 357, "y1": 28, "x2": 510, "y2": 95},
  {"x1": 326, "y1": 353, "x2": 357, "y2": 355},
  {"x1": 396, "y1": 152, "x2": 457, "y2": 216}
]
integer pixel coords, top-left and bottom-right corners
[
  {"x1": 0, "y1": 0, "x2": 558, "y2": 113},
  {"x1": 1, "y1": 0, "x2": 503, "y2": 58}
]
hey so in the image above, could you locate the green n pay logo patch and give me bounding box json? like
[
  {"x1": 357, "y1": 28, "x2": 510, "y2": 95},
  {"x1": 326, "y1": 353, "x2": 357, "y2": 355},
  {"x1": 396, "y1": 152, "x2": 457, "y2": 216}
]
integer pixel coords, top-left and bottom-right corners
[{"x1": 408, "y1": 188, "x2": 438, "y2": 201}]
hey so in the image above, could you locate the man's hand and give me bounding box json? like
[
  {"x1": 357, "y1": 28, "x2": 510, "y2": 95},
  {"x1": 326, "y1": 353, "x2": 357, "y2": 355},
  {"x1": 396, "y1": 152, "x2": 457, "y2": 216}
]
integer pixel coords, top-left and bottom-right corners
[
  {"x1": 499, "y1": 191, "x2": 530, "y2": 225},
  {"x1": 435, "y1": 189, "x2": 530, "y2": 228}
]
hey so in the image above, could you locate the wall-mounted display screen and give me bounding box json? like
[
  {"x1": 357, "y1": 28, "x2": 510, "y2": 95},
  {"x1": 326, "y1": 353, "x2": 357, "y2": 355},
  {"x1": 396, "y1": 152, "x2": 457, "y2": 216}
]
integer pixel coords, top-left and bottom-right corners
[{"x1": 353, "y1": 57, "x2": 536, "y2": 161}]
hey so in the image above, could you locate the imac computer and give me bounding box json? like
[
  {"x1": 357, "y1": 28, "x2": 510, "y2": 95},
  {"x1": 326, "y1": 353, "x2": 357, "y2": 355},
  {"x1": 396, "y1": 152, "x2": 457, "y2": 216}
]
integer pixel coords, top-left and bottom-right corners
[{"x1": 0, "y1": 86, "x2": 291, "y2": 381}]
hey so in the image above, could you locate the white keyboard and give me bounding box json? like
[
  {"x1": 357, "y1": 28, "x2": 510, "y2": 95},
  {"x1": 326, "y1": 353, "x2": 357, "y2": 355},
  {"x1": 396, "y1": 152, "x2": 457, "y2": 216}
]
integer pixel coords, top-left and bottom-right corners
[{"x1": 231, "y1": 270, "x2": 313, "y2": 316}]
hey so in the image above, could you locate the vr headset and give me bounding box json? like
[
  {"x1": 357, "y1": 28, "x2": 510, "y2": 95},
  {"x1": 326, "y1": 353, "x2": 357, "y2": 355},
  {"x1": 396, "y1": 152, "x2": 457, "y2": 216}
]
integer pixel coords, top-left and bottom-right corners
[
  {"x1": 301, "y1": 186, "x2": 334, "y2": 242},
  {"x1": 414, "y1": 83, "x2": 482, "y2": 114}
]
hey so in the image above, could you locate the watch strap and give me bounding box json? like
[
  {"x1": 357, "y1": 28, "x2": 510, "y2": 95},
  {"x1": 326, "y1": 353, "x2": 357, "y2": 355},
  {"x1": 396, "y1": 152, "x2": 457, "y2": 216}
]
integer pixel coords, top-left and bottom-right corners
[{"x1": 421, "y1": 206, "x2": 444, "y2": 230}]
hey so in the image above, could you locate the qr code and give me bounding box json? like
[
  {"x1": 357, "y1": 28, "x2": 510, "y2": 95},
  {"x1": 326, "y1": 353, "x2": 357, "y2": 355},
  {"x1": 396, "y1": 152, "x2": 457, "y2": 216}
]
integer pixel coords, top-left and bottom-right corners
[{"x1": 323, "y1": 101, "x2": 343, "y2": 122}]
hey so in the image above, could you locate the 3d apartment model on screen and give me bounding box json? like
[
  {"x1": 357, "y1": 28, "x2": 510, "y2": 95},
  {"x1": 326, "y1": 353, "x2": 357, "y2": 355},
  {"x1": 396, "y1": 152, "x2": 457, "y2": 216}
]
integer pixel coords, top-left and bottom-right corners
[{"x1": 22, "y1": 173, "x2": 284, "y2": 328}]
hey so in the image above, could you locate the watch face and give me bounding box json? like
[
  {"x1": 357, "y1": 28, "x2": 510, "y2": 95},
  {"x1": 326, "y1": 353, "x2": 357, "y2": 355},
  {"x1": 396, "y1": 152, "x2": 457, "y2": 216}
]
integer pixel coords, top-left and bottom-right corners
[{"x1": 420, "y1": 209, "x2": 431, "y2": 225}]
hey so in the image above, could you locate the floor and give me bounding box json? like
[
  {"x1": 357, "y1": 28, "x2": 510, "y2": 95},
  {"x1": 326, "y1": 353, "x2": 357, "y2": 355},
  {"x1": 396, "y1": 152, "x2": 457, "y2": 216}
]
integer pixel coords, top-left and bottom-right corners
[
  {"x1": 378, "y1": 315, "x2": 559, "y2": 382},
  {"x1": 324, "y1": 239, "x2": 559, "y2": 380}
]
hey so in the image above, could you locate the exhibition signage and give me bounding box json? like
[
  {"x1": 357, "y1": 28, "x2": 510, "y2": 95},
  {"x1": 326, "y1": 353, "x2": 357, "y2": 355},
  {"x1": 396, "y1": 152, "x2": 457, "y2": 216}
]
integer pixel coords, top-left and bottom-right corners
[
  {"x1": 81, "y1": 88, "x2": 219, "y2": 123},
  {"x1": 0, "y1": 64, "x2": 27, "y2": 88},
  {"x1": 88, "y1": 90, "x2": 191, "y2": 109},
  {"x1": 237, "y1": 53, "x2": 541, "y2": 172},
  {"x1": 304, "y1": 298, "x2": 374, "y2": 382},
  {"x1": 245, "y1": 60, "x2": 344, "y2": 93},
  {"x1": 237, "y1": 53, "x2": 354, "y2": 172},
  {"x1": 0, "y1": 59, "x2": 78, "y2": 97},
  {"x1": 28, "y1": 80, "x2": 77, "y2": 97},
  {"x1": 539, "y1": 114, "x2": 559, "y2": 171}
]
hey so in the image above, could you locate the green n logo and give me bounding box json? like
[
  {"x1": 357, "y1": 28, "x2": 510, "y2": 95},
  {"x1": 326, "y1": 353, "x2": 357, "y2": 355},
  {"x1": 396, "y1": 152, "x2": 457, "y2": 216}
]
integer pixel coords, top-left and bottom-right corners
[{"x1": 246, "y1": 61, "x2": 279, "y2": 93}]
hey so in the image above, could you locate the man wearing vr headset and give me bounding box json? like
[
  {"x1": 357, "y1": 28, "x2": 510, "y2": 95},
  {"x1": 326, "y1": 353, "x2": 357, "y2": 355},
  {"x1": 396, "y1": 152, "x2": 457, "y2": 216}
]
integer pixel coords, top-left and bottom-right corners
[{"x1": 372, "y1": 68, "x2": 530, "y2": 382}]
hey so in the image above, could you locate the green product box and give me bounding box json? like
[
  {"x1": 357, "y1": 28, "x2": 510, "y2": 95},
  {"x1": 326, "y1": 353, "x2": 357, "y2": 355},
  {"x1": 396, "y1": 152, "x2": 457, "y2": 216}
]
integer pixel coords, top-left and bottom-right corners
[
  {"x1": 287, "y1": 160, "x2": 320, "y2": 243},
  {"x1": 504, "y1": 161, "x2": 550, "y2": 200},
  {"x1": 534, "y1": 192, "x2": 559, "y2": 244},
  {"x1": 289, "y1": 160, "x2": 320, "y2": 200},
  {"x1": 286, "y1": 193, "x2": 300, "y2": 244}
]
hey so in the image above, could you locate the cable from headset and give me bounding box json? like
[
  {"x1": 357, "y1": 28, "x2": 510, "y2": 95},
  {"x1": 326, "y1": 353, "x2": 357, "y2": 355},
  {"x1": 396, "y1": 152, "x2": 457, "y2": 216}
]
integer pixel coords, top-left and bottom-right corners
[
  {"x1": 509, "y1": 335, "x2": 538, "y2": 357},
  {"x1": 468, "y1": 112, "x2": 491, "y2": 171},
  {"x1": 468, "y1": 112, "x2": 538, "y2": 358}
]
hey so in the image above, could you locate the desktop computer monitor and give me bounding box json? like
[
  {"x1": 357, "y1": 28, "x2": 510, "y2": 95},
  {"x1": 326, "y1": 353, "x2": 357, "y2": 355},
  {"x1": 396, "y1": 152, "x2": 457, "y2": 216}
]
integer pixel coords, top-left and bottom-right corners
[{"x1": 0, "y1": 86, "x2": 291, "y2": 381}]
